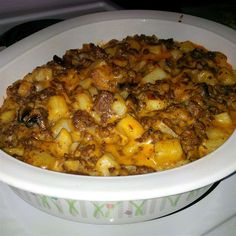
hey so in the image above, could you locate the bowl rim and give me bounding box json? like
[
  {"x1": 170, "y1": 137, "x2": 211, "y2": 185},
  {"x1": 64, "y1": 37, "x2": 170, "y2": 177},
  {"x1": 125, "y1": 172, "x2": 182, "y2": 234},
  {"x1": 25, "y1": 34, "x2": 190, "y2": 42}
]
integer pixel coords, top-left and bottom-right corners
[{"x1": 0, "y1": 10, "x2": 236, "y2": 201}]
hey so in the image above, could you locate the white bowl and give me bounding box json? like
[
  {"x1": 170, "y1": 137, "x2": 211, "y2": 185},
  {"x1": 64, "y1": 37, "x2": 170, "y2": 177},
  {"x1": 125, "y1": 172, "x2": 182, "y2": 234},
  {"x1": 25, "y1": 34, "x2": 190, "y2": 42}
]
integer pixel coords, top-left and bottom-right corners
[{"x1": 0, "y1": 10, "x2": 235, "y2": 224}]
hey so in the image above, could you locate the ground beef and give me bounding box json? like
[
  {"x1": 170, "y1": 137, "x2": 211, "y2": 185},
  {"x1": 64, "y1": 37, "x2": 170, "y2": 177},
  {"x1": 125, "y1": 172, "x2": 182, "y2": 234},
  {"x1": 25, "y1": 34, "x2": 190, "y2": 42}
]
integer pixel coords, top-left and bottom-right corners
[
  {"x1": 93, "y1": 90, "x2": 114, "y2": 123},
  {"x1": 73, "y1": 110, "x2": 95, "y2": 130},
  {"x1": 180, "y1": 128, "x2": 201, "y2": 160}
]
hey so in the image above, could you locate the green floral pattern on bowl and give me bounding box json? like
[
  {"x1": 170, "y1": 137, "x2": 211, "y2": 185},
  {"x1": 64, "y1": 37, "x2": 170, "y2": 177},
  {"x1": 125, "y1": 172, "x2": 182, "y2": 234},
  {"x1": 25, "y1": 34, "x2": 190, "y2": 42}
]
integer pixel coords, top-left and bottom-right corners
[{"x1": 10, "y1": 185, "x2": 211, "y2": 224}]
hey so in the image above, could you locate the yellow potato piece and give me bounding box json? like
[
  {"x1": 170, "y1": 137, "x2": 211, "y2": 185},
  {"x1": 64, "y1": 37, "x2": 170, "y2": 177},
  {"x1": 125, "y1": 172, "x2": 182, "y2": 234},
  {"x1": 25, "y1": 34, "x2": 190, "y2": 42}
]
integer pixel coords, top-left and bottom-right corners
[
  {"x1": 112, "y1": 94, "x2": 127, "y2": 117},
  {"x1": 0, "y1": 110, "x2": 15, "y2": 123},
  {"x1": 24, "y1": 67, "x2": 52, "y2": 82},
  {"x1": 4, "y1": 147, "x2": 24, "y2": 157},
  {"x1": 96, "y1": 153, "x2": 120, "y2": 176},
  {"x1": 116, "y1": 114, "x2": 144, "y2": 139},
  {"x1": 196, "y1": 70, "x2": 217, "y2": 85},
  {"x1": 122, "y1": 141, "x2": 140, "y2": 157},
  {"x1": 147, "y1": 45, "x2": 162, "y2": 55},
  {"x1": 142, "y1": 67, "x2": 169, "y2": 84},
  {"x1": 52, "y1": 128, "x2": 73, "y2": 157},
  {"x1": 47, "y1": 95, "x2": 69, "y2": 122},
  {"x1": 64, "y1": 160, "x2": 81, "y2": 172},
  {"x1": 154, "y1": 139, "x2": 184, "y2": 167},
  {"x1": 179, "y1": 41, "x2": 195, "y2": 53},
  {"x1": 214, "y1": 112, "x2": 233, "y2": 127},
  {"x1": 217, "y1": 67, "x2": 236, "y2": 85},
  {"x1": 51, "y1": 118, "x2": 74, "y2": 137},
  {"x1": 145, "y1": 99, "x2": 167, "y2": 111},
  {"x1": 72, "y1": 92, "x2": 92, "y2": 111},
  {"x1": 199, "y1": 127, "x2": 230, "y2": 156},
  {"x1": 18, "y1": 81, "x2": 32, "y2": 97},
  {"x1": 25, "y1": 150, "x2": 62, "y2": 171}
]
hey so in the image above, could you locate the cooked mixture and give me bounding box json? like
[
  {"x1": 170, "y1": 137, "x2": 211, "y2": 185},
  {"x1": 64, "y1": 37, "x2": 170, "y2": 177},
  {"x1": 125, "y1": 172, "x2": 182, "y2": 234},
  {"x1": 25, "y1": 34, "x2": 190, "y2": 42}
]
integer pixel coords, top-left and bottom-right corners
[{"x1": 0, "y1": 35, "x2": 236, "y2": 176}]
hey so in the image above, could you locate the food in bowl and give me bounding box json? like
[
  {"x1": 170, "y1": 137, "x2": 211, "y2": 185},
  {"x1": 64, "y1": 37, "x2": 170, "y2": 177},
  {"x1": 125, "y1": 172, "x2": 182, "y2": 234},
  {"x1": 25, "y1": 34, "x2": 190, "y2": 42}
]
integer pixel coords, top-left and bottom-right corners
[{"x1": 0, "y1": 34, "x2": 235, "y2": 176}]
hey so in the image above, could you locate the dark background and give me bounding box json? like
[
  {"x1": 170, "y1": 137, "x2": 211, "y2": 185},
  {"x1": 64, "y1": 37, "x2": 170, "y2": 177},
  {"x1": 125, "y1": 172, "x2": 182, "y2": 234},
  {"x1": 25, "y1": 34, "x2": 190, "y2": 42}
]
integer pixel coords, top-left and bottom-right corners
[
  {"x1": 112, "y1": 0, "x2": 236, "y2": 29},
  {"x1": 1, "y1": 0, "x2": 235, "y2": 47},
  {"x1": 112, "y1": 0, "x2": 235, "y2": 11}
]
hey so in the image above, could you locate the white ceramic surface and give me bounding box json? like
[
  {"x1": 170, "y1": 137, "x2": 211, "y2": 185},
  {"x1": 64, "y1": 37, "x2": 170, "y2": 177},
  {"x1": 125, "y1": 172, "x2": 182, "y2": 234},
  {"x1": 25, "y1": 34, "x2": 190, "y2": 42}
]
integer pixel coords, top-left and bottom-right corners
[{"x1": 0, "y1": 10, "x2": 235, "y2": 224}]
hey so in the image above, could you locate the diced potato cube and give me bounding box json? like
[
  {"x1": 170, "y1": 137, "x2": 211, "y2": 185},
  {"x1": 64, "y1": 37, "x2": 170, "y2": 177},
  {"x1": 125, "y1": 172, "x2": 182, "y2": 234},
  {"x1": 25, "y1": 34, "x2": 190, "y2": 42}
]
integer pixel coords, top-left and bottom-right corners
[
  {"x1": 64, "y1": 160, "x2": 81, "y2": 172},
  {"x1": 180, "y1": 41, "x2": 195, "y2": 53},
  {"x1": 126, "y1": 38, "x2": 141, "y2": 50},
  {"x1": 217, "y1": 67, "x2": 236, "y2": 85},
  {"x1": 199, "y1": 138, "x2": 225, "y2": 156},
  {"x1": 1, "y1": 98, "x2": 18, "y2": 110},
  {"x1": 51, "y1": 118, "x2": 74, "y2": 137},
  {"x1": 214, "y1": 52, "x2": 227, "y2": 67},
  {"x1": 199, "y1": 136, "x2": 227, "y2": 156},
  {"x1": 214, "y1": 112, "x2": 232, "y2": 127},
  {"x1": 18, "y1": 81, "x2": 32, "y2": 97},
  {"x1": 114, "y1": 129, "x2": 129, "y2": 145},
  {"x1": 35, "y1": 80, "x2": 50, "y2": 92},
  {"x1": 79, "y1": 78, "x2": 92, "y2": 89},
  {"x1": 0, "y1": 110, "x2": 15, "y2": 123},
  {"x1": 69, "y1": 142, "x2": 79, "y2": 154},
  {"x1": 53, "y1": 128, "x2": 73, "y2": 157},
  {"x1": 35, "y1": 67, "x2": 52, "y2": 81},
  {"x1": 104, "y1": 47, "x2": 116, "y2": 57},
  {"x1": 112, "y1": 94, "x2": 127, "y2": 116},
  {"x1": 26, "y1": 150, "x2": 58, "y2": 170},
  {"x1": 170, "y1": 49, "x2": 183, "y2": 60},
  {"x1": 154, "y1": 139, "x2": 184, "y2": 166},
  {"x1": 120, "y1": 90, "x2": 129, "y2": 99},
  {"x1": 142, "y1": 67, "x2": 169, "y2": 84},
  {"x1": 24, "y1": 67, "x2": 53, "y2": 82},
  {"x1": 72, "y1": 92, "x2": 92, "y2": 111},
  {"x1": 88, "y1": 86, "x2": 98, "y2": 96},
  {"x1": 199, "y1": 127, "x2": 229, "y2": 156},
  {"x1": 147, "y1": 45, "x2": 162, "y2": 55},
  {"x1": 145, "y1": 99, "x2": 167, "y2": 111},
  {"x1": 122, "y1": 141, "x2": 140, "y2": 156},
  {"x1": 196, "y1": 70, "x2": 217, "y2": 85},
  {"x1": 207, "y1": 127, "x2": 227, "y2": 140},
  {"x1": 96, "y1": 153, "x2": 120, "y2": 176},
  {"x1": 70, "y1": 131, "x2": 81, "y2": 142},
  {"x1": 134, "y1": 60, "x2": 147, "y2": 72},
  {"x1": 116, "y1": 114, "x2": 144, "y2": 139},
  {"x1": 123, "y1": 140, "x2": 154, "y2": 158},
  {"x1": 4, "y1": 147, "x2": 24, "y2": 156},
  {"x1": 48, "y1": 95, "x2": 69, "y2": 122}
]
